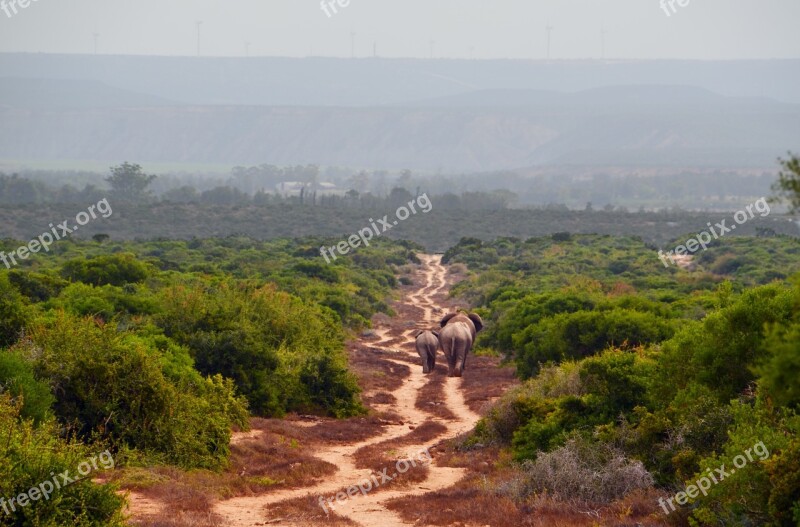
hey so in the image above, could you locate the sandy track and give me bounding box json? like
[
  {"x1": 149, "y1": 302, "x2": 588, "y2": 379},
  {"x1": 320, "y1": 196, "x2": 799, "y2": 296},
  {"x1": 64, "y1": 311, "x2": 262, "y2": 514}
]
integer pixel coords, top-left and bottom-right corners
[{"x1": 213, "y1": 254, "x2": 481, "y2": 526}]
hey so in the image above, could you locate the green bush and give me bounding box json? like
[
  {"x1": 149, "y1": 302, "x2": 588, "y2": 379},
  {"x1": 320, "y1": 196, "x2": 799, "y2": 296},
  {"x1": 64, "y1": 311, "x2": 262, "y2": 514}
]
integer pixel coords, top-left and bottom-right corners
[
  {"x1": 7, "y1": 269, "x2": 67, "y2": 302},
  {"x1": 60, "y1": 253, "x2": 152, "y2": 286},
  {"x1": 0, "y1": 395, "x2": 126, "y2": 526},
  {"x1": 688, "y1": 399, "x2": 798, "y2": 526},
  {"x1": 0, "y1": 350, "x2": 55, "y2": 424},
  {"x1": 300, "y1": 353, "x2": 363, "y2": 418},
  {"x1": 0, "y1": 273, "x2": 29, "y2": 348},
  {"x1": 655, "y1": 283, "x2": 794, "y2": 404},
  {"x1": 578, "y1": 350, "x2": 648, "y2": 419},
  {"x1": 25, "y1": 312, "x2": 248, "y2": 469},
  {"x1": 511, "y1": 395, "x2": 606, "y2": 460},
  {"x1": 156, "y1": 282, "x2": 362, "y2": 417},
  {"x1": 48, "y1": 282, "x2": 159, "y2": 321},
  {"x1": 765, "y1": 436, "x2": 800, "y2": 527},
  {"x1": 758, "y1": 306, "x2": 800, "y2": 410},
  {"x1": 515, "y1": 308, "x2": 673, "y2": 378}
]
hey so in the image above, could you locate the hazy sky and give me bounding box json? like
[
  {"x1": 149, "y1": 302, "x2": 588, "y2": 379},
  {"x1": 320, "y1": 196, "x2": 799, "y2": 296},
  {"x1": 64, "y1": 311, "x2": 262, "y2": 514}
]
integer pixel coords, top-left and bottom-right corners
[{"x1": 1, "y1": 0, "x2": 798, "y2": 60}]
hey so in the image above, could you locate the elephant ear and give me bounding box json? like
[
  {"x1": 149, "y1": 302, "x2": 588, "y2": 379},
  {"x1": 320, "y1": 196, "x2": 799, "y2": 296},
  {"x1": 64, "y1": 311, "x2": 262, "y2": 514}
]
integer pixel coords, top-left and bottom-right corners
[
  {"x1": 440, "y1": 313, "x2": 458, "y2": 327},
  {"x1": 468, "y1": 313, "x2": 484, "y2": 333},
  {"x1": 412, "y1": 329, "x2": 424, "y2": 338}
]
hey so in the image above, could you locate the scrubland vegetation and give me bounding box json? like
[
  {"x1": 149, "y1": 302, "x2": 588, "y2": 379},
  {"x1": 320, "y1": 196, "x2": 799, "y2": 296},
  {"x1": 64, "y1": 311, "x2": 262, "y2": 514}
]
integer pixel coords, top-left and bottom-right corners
[
  {"x1": 436, "y1": 233, "x2": 800, "y2": 526},
  {"x1": 0, "y1": 157, "x2": 798, "y2": 525},
  {"x1": 5, "y1": 229, "x2": 797, "y2": 525},
  {"x1": 0, "y1": 236, "x2": 418, "y2": 524},
  {"x1": 1, "y1": 163, "x2": 797, "y2": 254}
]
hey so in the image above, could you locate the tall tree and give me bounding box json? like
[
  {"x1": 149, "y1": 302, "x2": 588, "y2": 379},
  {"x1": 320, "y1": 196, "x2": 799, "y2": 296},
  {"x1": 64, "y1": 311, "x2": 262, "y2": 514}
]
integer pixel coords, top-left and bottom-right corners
[
  {"x1": 105, "y1": 162, "x2": 157, "y2": 203},
  {"x1": 771, "y1": 153, "x2": 800, "y2": 214}
]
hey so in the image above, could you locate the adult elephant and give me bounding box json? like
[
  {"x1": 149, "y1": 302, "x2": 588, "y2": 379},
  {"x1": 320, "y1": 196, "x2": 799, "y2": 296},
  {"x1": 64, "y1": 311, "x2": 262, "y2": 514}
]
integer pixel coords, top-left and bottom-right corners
[
  {"x1": 439, "y1": 312, "x2": 483, "y2": 377},
  {"x1": 413, "y1": 330, "x2": 439, "y2": 374}
]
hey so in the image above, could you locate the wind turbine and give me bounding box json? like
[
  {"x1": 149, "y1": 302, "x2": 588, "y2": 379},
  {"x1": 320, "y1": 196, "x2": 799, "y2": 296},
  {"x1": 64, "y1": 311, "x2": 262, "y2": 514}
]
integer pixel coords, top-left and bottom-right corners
[
  {"x1": 545, "y1": 25, "x2": 554, "y2": 60},
  {"x1": 601, "y1": 28, "x2": 607, "y2": 59},
  {"x1": 195, "y1": 21, "x2": 203, "y2": 57}
]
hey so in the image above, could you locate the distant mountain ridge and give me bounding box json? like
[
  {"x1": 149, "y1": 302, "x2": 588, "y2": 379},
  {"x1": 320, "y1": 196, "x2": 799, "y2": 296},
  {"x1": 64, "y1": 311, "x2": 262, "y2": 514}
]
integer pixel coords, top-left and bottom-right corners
[
  {"x1": 0, "y1": 88, "x2": 796, "y2": 171},
  {"x1": 0, "y1": 54, "x2": 798, "y2": 171},
  {"x1": 403, "y1": 86, "x2": 783, "y2": 109},
  {"x1": 1, "y1": 54, "x2": 799, "y2": 106},
  {"x1": 0, "y1": 77, "x2": 175, "y2": 109}
]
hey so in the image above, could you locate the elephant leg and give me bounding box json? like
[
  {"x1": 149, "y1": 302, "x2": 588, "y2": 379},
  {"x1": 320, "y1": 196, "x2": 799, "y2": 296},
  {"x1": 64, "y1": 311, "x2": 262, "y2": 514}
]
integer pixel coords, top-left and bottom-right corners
[
  {"x1": 418, "y1": 350, "x2": 429, "y2": 373},
  {"x1": 440, "y1": 342, "x2": 448, "y2": 374},
  {"x1": 445, "y1": 349, "x2": 455, "y2": 376},
  {"x1": 454, "y1": 340, "x2": 470, "y2": 377}
]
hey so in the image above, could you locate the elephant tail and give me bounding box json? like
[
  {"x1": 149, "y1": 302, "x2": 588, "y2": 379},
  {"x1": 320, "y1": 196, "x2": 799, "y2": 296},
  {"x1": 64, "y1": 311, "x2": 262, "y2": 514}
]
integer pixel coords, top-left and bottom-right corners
[{"x1": 440, "y1": 333, "x2": 457, "y2": 367}]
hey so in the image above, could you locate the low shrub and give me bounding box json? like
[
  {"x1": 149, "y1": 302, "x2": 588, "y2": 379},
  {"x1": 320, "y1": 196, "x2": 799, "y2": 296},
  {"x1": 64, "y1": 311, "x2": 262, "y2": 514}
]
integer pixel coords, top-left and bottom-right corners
[{"x1": 514, "y1": 437, "x2": 654, "y2": 505}]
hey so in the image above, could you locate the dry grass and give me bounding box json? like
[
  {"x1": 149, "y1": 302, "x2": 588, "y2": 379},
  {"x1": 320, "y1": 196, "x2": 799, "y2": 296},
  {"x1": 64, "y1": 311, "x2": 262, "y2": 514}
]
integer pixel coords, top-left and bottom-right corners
[
  {"x1": 386, "y1": 483, "x2": 532, "y2": 527},
  {"x1": 339, "y1": 421, "x2": 444, "y2": 491},
  {"x1": 295, "y1": 414, "x2": 401, "y2": 444},
  {"x1": 459, "y1": 354, "x2": 519, "y2": 414},
  {"x1": 324, "y1": 462, "x2": 432, "y2": 499},
  {"x1": 363, "y1": 391, "x2": 396, "y2": 405},
  {"x1": 379, "y1": 333, "x2": 411, "y2": 349},
  {"x1": 433, "y1": 442, "x2": 508, "y2": 472},
  {"x1": 112, "y1": 419, "x2": 341, "y2": 522},
  {"x1": 519, "y1": 488, "x2": 673, "y2": 527},
  {"x1": 348, "y1": 342, "x2": 409, "y2": 395},
  {"x1": 395, "y1": 433, "x2": 672, "y2": 527},
  {"x1": 127, "y1": 510, "x2": 227, "y2": 527},
  {"x1": 415, "y1": 366, "x2": 457, "y2": 419},
  {"x1": 264, "y1": 494, "x2": 358, "y2": 526},
  {"x1": 386, "y1": 474, "x2": 671, "y2": 527},
  {"x1": 128, "y1": 513, "x2": 225, "y2": 527},
  {"x1": 353, "y1": 421, "x2": 446, "y2": 469}
]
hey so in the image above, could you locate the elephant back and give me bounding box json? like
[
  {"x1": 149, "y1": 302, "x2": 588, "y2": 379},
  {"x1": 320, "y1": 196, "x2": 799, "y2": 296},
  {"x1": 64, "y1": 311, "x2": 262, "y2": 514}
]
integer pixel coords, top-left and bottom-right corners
[
  {"x1": 439, "y1": 312, "x2": 483, "y2": 338},
  {"x1": 415, "y1": 330, "x2": 439, "y2": 348}
]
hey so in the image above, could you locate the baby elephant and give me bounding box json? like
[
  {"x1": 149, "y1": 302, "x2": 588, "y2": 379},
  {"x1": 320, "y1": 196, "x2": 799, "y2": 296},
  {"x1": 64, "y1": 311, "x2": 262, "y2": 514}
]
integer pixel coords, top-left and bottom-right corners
[{"x1": 414, "y1": 330, "x2": 440, "y2": 374}]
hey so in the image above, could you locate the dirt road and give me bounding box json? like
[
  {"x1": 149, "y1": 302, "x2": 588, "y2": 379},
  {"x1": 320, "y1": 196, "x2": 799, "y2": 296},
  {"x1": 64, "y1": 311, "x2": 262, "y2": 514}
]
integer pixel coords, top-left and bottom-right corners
[{"x1": 213, "y1": 254, "x2": 485, "y2": 526}]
